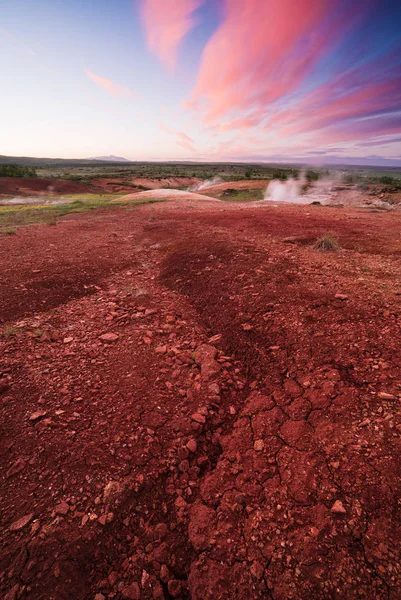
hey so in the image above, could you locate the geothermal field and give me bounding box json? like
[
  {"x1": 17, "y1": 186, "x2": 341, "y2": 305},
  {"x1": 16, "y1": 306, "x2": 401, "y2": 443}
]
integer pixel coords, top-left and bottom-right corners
[{"x1": 0, "y1": 161, "x2": 401, "y2": 599}]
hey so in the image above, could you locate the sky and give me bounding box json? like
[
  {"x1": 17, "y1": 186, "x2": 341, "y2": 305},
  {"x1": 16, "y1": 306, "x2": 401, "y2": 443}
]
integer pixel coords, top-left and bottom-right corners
[{"x1": 1, "y1": 0, "x2": 401, "y2": 164}]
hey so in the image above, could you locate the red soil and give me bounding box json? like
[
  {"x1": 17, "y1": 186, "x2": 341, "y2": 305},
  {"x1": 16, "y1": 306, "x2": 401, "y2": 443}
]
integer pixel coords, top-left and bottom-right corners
[
  {"x1": 0, "y1": 177, "x2": 103, "y2": 197},
  {"x1": 1, "y1": 202, "x2": 400, "y2": 599}
]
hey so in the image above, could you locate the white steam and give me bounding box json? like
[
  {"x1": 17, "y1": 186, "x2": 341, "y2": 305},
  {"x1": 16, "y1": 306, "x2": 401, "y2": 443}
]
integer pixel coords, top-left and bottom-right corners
[
  {"x1": 189, "y1": 176, "x2": 222, "y2": 192},
  {"x1": 264, "y1": 171, "x2": 336, "y2": 205}
]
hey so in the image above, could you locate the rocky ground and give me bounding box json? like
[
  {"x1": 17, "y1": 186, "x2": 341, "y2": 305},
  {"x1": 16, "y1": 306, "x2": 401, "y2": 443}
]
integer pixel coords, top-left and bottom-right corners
[{"x1": 1, "y1": 200, "x2": 400, "y2": 599}]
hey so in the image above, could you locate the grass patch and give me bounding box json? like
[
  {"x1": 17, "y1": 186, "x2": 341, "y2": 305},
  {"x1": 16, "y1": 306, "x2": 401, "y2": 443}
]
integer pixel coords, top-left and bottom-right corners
[
  {"x1": 315, "y1": 234, "x2": 340, "y2": 252},
  {"x1": 4, "y1": 325, "x2": 19, "y2": 338},
  {"x1": 216, "y1": 189, "x2": 264, "y2": 202},
  {"x1": 0, "y1": 194, "x2": 165, "y2": 231},
  {"x1": 1, "y1": 227, "x2": 17, "y2": 235}
]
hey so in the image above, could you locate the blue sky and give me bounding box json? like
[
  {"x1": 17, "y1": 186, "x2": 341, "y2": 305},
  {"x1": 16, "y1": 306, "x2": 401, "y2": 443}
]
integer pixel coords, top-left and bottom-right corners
[{"x1": 1, "y1": 0, "x2": 400, "y2": 163}]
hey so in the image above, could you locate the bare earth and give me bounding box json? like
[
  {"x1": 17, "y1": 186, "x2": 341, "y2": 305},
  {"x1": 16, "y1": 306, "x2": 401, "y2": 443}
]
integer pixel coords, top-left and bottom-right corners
[{"x1": 1, "y1": 199, "x2": 401, "y2": 600}]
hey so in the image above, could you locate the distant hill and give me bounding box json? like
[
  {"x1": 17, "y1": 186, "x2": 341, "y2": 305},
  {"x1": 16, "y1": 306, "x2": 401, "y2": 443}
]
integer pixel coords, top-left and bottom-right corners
[
  {"x1": 89, "y1": 155, "x2": 129, "y2": 162},
  {"x1": 0, "y1": 155, "x2": 133, "y2": 167}
]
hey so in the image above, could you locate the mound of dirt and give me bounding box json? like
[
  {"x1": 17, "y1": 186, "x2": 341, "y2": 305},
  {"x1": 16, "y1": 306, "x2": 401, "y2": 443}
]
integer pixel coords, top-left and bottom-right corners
[
  {"x1": 116, "y1": 188, "x2": 221, "y2": 203},
  {"x1": 0, "y1": 177, "x2": 102, "y2": 197}
]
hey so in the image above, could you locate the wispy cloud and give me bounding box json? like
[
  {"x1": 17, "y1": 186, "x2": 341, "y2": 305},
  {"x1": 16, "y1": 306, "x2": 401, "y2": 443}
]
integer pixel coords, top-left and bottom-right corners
[
  {"x1": 184, "y1": 0, "x2": 401, "y2": 151},
  {"x1": 140, "y1": 0, "x2": 204, "y2": 70},
  {"x1": 175, "y1": 140, "x2": 196, "y2": 153},
  {"x1": 159, "y1": 122, "x2": 195, "y2": 149},
  {"x1": 85, "y1": 69, "x2": 135, "y2": 98}
]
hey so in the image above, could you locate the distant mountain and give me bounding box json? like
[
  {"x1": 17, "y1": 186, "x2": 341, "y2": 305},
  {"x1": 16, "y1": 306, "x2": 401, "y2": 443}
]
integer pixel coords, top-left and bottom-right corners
[{"x1": 89, "y1": 155, "x2": 129, "y2": 162}]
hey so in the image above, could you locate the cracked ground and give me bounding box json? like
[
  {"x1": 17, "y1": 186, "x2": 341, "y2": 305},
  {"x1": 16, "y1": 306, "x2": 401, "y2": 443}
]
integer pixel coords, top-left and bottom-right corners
[{"x1": 1, "y1": 200, "x2": 400, "y2": 599}]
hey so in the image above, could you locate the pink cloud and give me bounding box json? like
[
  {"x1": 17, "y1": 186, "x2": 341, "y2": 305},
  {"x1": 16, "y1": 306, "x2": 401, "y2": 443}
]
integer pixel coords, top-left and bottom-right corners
[
  {"x1": 140, "y1": 0, "x2": 204, "y2": 70},
  {"x1": 263, "y1": 58, "x2": 401, "y2": 143},
  {"x1": 159, "y1": 122, "x2": 195, "y2": 146},
  {"x1": 175, "y1": 140, "x2": 196, "y2": 153},
  {"x1": 85, "y1": 69, "x2": 135, "y2": 98},
  {"x1": 188, "y1": 0, "x2": 345, "y2": 121},
  {"x1": 185, "y1": 0, "x2": 393, "y2": 150}
]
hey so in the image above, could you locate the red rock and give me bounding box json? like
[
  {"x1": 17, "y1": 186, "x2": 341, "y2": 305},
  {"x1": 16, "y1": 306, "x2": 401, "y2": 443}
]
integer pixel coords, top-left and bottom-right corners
[
  {"x1": 29, "y1": 410, "x2": 48, "y2": 422},
  {"x1": 99, "y1": 332, "x2": 119, "y2": 343},
  {"x1": 378, "y1": 391, "x2": 396, "y2": 400},
  {"x1": 122, "y1": 582, "x2": 140, "y2": 599},
  {"x1": 186, "y1": 439, "x2": 197, "y2": 453},
  {"x1": 160, "y1": 564, "x2": 170, "y2": 583},
  {"x1": 98, "y1": 514, "x2": 108, "y2": 526},
  {"x1": 9, "y1": 513, "x2": 34, "y2": 531},
  {"x1": 335, "y1": 293, "x2": 348, "y2": 300},
  {"x1": 55, "y1": 501, "x2": 69, "y2": 516},
  {"x1": 331, "y1": 500, "x2": 346, "y2": 514},
  {"x1": 63, "y1": 337, "x2": 73, "y2": 344},
  {"x1": 6, "y1": 458, "x2": 26, "y2": 478},
  {"x1": 178, "y1": 459, "x2": 190, "y2": 472},
  {"x1": 194, "y1": 344, "x2": 220, "y2": 380},
  {"x1": 191, "y1": 412, "x2": 206, "y2": 424},
  {"x1": 254, "y1": 439, "x2": 264, "y2": 451},
  {"x1": 108, "y1": 571, "x2": 118, "y2": 586}
]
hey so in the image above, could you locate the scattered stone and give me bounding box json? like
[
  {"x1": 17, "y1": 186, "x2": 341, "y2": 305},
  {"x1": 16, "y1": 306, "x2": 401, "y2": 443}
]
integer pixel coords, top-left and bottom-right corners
[
  {"x1": 160, "y1": 564, "x2": 170, "y2": 583},
  {"x1": 331, "y1": 500, "x2": 346, "y2": 514},
  {"x1": 6, "y1": 458, "x2": 26, "y2": 479},
  {"x1": 254, "y1": 439, "x2": 265, "y2": 451},
  {"x1": 94, "y1": 594, "x2": 106, "y2": 600},
  {"x1": 9, "y1": 513, "x2": 34, "y2": 531},
  {"x1": 191, "y1": 412, "x2": 206, "y2": 424},
  {"x1": 208, "y1": 334, "x2": 222, "y2": 344},
  {"x1": 99, "y1": 332, "x2": 119, "y2": 343},
  {"x1": 63, "y1": 337, "x2": 73, "y2": 344},
  {"x1": 178, "y1": 460, "x2": 190, "y2": 472},
  {"x1": 55, "y1": 501, "x2": 69, "y2": 516},
  {"x1": 194, "y1": 344, "x2": 220, "y2": 380},
  {"x1": 122, "y1": 582, "x2": 140, "y2": 600},
  {"x1": 378, "y1": 391, "x2": 396, "y2": 400},
  {"x1": 155, "y1": 345, "x2": 167, "y2": 354},
  {"x1": 103, "y1": 480, "x2": 125, "y2": 505},
  {"x1": 334, "y1": 293, "x2": 348, "y2": 300},
  {"x1": 29, "y1": 410, "x2": 48, "y2": 422},
  {"x1": 186, "y1": 439, "x2": 197, "y2": 453}
]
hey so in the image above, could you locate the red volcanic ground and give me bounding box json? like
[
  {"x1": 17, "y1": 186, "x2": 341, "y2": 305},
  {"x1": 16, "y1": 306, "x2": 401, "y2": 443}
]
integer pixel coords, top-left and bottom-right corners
[
  {"x1": 1, "y1": 200, "x2": 400, "y2": 599},
  {"x1": 0, "y1": 177, "x2": 104, "y2": 197}
]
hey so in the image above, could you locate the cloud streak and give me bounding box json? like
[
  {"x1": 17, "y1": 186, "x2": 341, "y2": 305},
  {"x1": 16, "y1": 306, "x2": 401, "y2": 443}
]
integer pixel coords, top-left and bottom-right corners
[
  {"x1": 160, "y1": 122, "x2": 195, "y2": 150},
  {"x1": 140, "y1": 0, "x2": 203, "y2": 70},
  {"x1": 85, "y1": 69, "x2": 135, "y2": 98},
  {"x1": 183, "y1": 0, "x2": 401, "y2": 152}
]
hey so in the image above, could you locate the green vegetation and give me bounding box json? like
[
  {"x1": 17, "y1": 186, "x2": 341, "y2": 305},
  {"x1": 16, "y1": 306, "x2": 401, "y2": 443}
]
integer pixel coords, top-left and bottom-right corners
[
  {"x1": 0, "y1": 164, "x2": 37, "y2": 178},
  {"x1": 1, "y1": 227, "x2": 17, "y2": 235},
  {"x1": 4, "y1": 325, "x2": 19, "y2": 338},
  {"x1": 315, "y1": 234, "x2": 340, "y2": 252},
  {"x1": 217, "y1": 188, "x2": 264, "y2": 202},
  {"x1": 0, "y1": 194, "x2": 165, "y2": 232}
]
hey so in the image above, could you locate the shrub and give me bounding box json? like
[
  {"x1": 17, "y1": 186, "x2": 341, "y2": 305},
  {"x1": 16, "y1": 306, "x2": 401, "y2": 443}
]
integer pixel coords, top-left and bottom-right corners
[
  {"x1": 0, "y1": 164, "x2": 37, "y2": 178},
  {"x1": 315, "y1": 234, "x2": 340, "y2": 251}
]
